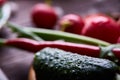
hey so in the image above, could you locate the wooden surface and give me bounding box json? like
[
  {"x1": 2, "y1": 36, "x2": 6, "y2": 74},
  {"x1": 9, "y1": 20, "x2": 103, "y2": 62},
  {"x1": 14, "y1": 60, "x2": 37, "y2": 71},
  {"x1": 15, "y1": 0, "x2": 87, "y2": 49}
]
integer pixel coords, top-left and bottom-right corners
[{"x1": 0, "y1": 0, "x2": 120, "y2": 80}]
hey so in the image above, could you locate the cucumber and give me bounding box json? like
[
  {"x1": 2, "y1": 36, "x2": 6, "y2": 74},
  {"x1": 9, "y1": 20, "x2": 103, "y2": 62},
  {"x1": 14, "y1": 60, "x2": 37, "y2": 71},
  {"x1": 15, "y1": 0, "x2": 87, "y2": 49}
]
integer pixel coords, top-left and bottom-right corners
[{"x1": 33, "y1": 47, "x2": 118, "y2": 80}]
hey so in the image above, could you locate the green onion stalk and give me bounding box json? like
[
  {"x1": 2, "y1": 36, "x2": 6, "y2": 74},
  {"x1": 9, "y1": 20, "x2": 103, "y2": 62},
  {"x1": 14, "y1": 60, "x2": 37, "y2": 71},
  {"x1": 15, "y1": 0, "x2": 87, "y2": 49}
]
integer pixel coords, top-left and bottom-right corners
[
  {"x1": 0, "y1": 3, "x2": 12, "y2": 29},
  {"x1": 6, "y1": 22, "x2": 111, "y2": 46}
]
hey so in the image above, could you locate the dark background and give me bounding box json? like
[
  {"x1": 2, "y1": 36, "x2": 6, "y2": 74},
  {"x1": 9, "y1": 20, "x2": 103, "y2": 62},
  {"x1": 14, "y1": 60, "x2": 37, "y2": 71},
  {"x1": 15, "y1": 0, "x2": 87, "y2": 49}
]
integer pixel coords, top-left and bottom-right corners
[{"x1": 0, "y1": 0, "x2": 120, "y2": 80}]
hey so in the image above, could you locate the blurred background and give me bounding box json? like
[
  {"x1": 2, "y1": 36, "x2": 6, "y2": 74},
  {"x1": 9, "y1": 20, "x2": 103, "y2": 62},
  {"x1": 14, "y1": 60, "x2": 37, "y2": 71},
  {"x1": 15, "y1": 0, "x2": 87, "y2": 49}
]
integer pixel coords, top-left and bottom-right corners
[
  {"x1": 0, "y1": 0, "x2": 120, "y2": 80},
  {"x1": 8, "y1": 0, "x2": 120, "y2": 26}
]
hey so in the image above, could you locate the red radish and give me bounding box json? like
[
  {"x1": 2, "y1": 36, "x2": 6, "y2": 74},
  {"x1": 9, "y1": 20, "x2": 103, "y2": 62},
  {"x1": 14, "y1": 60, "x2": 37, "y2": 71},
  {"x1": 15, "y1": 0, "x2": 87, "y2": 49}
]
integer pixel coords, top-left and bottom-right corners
[
  {"x1": 81, "y1": 14, "x2": 120, "y2": 43},
  {"x1": 117, "y1": 18, "x2": 120, "y2": 27},
  {"x1": 58, "y1": 14, "x2": 84, "y2": 34},
  {"x1": 0, "y1": 0, "x2": 6, "y2": 6},
  {"x1": 117, "y1": 36, "x2": 120, "y2": 43},
  {"x1": 31, "y1": 3, "x2": 58, "y2": 29}
]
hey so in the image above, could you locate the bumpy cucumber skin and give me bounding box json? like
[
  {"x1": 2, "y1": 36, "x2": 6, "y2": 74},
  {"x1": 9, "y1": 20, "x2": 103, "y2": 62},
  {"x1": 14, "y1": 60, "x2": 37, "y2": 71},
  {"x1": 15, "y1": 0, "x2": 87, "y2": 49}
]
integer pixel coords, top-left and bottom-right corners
[{"x1": 33, "y1": 47, "x2": 118, "y2": 80}]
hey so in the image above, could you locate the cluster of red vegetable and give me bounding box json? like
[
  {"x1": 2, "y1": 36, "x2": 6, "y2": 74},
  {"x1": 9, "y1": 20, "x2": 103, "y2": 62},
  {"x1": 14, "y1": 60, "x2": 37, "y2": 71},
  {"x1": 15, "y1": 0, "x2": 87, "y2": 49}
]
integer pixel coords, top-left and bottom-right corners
[
  {"x1": 0, "y1": 0, "x2": 120, "y2": 65},
  {"x1": 31, "y1": 2, "x2": 120, "y2": 44}
]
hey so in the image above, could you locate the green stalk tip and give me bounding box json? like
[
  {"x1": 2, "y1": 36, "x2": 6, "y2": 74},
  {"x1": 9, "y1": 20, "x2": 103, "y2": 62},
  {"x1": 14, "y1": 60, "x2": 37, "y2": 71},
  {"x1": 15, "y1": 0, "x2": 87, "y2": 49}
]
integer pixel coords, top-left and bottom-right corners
[
  {"x1": 45, "y1": 0, "x2": 52, "y2": 6},
  {"x1": 0, "y1": 38, "x2": 6, "y2": 46}
]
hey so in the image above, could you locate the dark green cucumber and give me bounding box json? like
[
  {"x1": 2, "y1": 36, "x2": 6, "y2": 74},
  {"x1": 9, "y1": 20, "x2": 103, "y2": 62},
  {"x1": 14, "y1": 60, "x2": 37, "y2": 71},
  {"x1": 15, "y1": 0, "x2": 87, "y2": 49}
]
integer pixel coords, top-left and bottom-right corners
[{"x1": 33, "y1": 47, "x2": 118, "y2": 80}]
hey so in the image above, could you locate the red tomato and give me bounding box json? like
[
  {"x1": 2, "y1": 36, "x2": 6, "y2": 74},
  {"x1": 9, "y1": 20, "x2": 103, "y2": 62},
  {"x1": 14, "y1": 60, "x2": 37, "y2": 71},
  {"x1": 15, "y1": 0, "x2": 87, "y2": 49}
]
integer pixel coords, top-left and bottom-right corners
[
  {"x1": 58, "y1": 14, "x2": 84, "y2": 34},
  {"x1": 81, "y1": 14, "x2": 120, "y2": 43},
  {"x1": 31, "y1": 3, "x2": 58, "y2": 29}
]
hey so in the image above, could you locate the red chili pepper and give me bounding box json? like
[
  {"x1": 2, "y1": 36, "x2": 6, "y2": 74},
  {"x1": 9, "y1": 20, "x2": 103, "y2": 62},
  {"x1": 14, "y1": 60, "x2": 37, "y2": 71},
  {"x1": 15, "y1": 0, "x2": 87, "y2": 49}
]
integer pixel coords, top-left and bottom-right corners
[
  {"x1": 4, "y1": 38, "x2": 120, "y2": 59},
  {"x1": 5, "y1": 38, "x2": 39, "y2": 52}
]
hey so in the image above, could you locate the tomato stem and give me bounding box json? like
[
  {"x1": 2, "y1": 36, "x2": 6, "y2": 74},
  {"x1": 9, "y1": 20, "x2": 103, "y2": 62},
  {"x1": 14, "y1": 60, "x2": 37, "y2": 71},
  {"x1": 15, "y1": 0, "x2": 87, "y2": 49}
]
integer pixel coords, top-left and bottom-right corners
[
  {"x1": 45, "y1": 0, "x2": 52, "y2": 6},
  {"x1": 60, "y1": 20, "x2": 72, "y2": 31}
]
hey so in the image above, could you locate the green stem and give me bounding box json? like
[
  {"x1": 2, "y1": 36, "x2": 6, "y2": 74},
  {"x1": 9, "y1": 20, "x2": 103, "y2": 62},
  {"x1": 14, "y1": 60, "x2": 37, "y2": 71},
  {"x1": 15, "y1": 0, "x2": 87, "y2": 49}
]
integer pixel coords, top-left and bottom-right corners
[
  {"x1": 0, "y1": 8, "x2": 2, "y2": 19},
  {"x1": 45, "y1": 0, "x2": 52, "y2": 5},
  {"x1": 60, "y1": 20, "x2": 72, "y2": 31},
  {"x1": 0, "y1": 38, "x2": 5, "y2": 46},
  {"x1": 0, "y1": 3, "x2": 12, "y2": 29},
  {"x1": 100, "y1": 44, "x2": 120, "y2": 64},
  {"x1": 7, "y1": 22, "x2": 44, "y2": 41},
  {"x1": 6, "y1": 22, "x2": 111, "y2": 46}
]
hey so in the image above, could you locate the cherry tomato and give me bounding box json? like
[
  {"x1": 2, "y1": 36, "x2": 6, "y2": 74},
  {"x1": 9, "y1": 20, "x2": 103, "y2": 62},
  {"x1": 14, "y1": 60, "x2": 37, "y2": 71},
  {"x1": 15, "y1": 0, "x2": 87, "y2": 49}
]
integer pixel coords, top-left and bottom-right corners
[{"x1": 31, "y1": 3, "x2": 58, "y2": 29}]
